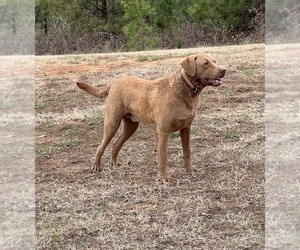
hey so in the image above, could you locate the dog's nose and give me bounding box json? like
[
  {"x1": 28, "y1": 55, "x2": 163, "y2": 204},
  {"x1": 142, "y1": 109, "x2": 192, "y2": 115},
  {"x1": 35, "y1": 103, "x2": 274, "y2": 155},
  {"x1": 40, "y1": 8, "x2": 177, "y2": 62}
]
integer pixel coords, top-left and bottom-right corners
[{"x1": 221, "y1": 68, "x2": 226, "y2": 74}]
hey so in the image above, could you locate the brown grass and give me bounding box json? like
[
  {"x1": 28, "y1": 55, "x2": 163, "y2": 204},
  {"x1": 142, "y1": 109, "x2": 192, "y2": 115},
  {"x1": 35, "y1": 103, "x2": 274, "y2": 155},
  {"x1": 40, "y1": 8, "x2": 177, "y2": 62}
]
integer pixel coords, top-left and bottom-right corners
[
  {"x1": 36, "y1": 44, "x2": 264, "y2": 249},
  {"x1": 265, "y1": 44, "x2": 300, "y2": 249}
]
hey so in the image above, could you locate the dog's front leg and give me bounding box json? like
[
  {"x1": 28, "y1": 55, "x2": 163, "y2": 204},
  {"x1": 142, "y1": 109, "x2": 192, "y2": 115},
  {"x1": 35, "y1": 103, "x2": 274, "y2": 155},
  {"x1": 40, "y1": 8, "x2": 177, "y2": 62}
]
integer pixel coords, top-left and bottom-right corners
[
  {"x1": 157, "y1": 132, "x2": 170, "y2": 183},
  {"x1": 180, "y1": 127, "x2": 194, "y2": 173}
]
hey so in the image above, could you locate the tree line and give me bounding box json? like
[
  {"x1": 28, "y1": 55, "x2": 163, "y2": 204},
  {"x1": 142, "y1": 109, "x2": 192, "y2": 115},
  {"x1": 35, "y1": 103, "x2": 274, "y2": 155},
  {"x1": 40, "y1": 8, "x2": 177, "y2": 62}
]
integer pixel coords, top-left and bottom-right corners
[
  {"x1": 1, "y1": 1, "x2": 299, "y2": 55},
  {"x1": 35, "y1": 0, "x2": 265, "y2": 55}
]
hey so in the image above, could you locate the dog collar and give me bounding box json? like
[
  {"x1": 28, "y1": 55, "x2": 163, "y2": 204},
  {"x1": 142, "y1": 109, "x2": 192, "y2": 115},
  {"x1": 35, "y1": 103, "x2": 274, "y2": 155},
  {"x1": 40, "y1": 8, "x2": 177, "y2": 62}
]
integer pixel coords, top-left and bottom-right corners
[{"x1": 181, "y1": 68, "x2": 198, "y2": 93}]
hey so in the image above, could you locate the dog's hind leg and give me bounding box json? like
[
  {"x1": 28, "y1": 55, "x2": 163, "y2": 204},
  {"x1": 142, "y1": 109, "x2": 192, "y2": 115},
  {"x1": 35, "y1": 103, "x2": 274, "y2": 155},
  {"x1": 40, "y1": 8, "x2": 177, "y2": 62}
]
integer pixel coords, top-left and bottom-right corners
[
  {"x1": 111, "y1": 117, "x2": 139, "y2": 166},
  {"x1": 92, "y1": 108, "x2": 123, "y2": 172}
]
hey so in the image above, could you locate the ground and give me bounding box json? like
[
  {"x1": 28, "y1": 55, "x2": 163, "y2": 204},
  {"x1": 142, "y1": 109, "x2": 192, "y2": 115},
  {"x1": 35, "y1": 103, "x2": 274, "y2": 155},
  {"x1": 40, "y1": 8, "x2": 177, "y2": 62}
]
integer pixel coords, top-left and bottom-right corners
[{"x1": 36, "y1": 44, "x2": 264, "y2": 249}]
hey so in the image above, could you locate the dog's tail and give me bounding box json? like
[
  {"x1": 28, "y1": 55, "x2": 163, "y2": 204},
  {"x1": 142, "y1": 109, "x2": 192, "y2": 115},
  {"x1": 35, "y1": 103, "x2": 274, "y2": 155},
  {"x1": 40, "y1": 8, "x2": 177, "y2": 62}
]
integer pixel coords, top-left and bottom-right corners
[{"x1": 76, "y1": 81, "x2": 111, "y2": 99}]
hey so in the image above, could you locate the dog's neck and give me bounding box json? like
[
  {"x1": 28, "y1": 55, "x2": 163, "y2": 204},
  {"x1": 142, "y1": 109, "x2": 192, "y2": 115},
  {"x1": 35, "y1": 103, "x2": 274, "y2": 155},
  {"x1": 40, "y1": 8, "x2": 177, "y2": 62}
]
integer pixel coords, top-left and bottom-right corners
[
  {"x1": 181, "y1": 68, "x2": 201, "y2": 94},
  {"x1": 170, "y1": 69, "x2": 202, "y2": 110}
]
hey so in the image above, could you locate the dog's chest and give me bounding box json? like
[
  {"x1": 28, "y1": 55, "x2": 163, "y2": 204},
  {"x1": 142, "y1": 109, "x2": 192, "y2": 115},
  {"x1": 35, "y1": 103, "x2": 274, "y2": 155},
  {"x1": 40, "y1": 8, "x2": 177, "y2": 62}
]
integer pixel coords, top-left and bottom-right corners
[{"x1": 169, "y1": 110, "x2": 196, "y2": 131}]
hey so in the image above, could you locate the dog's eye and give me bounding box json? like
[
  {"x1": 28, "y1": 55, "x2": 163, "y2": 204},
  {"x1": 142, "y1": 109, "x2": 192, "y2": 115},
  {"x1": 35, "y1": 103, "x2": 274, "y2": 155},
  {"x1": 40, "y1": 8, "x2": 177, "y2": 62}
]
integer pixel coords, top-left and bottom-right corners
[{"x1": 203, "y1": 61, "x2": 209, "y2": 66}]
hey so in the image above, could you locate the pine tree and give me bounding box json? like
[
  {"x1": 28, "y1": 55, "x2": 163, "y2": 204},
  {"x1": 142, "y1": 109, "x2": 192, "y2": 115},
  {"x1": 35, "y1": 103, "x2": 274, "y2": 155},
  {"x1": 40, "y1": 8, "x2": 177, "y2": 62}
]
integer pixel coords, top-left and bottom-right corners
[
  {"x1": 154, "y1": 0, "x2": 186, "y2": 48},
  {"x1": 121, "y1": 0, "x2": 158, "y2": 50}
]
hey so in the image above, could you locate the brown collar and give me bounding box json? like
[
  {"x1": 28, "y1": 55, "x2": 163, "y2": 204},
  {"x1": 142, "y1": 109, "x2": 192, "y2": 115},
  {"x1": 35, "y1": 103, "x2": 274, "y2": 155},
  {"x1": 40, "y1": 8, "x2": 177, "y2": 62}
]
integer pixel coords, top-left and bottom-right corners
[{"x1": 181, "y1": 68, "x2": 198, "y2": 93}]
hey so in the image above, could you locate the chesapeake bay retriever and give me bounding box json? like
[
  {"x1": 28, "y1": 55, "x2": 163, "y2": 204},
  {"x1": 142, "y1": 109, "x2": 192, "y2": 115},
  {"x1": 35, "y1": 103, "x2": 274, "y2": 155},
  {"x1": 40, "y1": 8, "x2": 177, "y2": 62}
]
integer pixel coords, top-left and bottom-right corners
[{"x1": 77, "y1": 53, "x2": 226, "y2": 183}]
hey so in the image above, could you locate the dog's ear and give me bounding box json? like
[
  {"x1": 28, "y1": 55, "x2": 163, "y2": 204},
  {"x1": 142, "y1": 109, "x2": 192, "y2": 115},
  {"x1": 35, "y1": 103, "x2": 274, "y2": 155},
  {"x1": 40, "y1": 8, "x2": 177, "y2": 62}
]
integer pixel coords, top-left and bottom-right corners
[{"x1": 181, "y1": 55, "x2": 198, "y2": 76}]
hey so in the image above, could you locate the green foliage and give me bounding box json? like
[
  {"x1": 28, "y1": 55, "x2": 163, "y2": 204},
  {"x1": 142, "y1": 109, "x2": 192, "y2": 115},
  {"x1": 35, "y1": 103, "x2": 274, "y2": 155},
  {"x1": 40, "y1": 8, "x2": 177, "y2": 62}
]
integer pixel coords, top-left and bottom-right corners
[
  {"x1": 188, "y1": 0, "x2": 258, "y2": 32},
  {"x1": 35, "y1": 0, "x2": 264, "y2": 54},
  {"x1": 153, "y1": 0, "x2": 187, "y2": 48},
  {"x1": 36, "y1": 0, "x2": 124, "y2": 32},
  {"x1": 224, "y1": 130, "x2": 238, "y2": 139},
  {"x1": 121, "y1": 0, "x2": 158, "y2": 50},
  {"x1": 154, "y1": 0, "x2": 185, "y2": 29}
]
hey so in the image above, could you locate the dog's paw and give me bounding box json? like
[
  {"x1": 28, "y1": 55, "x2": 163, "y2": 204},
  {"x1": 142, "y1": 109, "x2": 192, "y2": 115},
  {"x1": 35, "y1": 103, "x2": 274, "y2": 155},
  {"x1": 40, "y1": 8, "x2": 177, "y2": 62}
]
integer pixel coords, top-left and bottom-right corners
[
  {"x1": 111, "y1": 158, "x2": 124, "y2": 167},
  {"x1": 110, "y1": 161, "x2": 117, "y2": 167},
  {"x1": 186, "y1": 165, "x2": 196, "y2": 173},
  {"x1": 158, "y1": 175, "x2": 172, "y2": 184},
  {"x1": 91, "y1": 163, "x2": 101, "y2": 172}
]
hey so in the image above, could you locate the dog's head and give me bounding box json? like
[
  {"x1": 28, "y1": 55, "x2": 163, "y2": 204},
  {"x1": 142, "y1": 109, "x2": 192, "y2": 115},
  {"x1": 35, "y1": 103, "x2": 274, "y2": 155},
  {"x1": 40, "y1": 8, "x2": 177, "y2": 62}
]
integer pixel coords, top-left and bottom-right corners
[{"x1": 181, "y1": 53, "x2": 226, "y2": 88}]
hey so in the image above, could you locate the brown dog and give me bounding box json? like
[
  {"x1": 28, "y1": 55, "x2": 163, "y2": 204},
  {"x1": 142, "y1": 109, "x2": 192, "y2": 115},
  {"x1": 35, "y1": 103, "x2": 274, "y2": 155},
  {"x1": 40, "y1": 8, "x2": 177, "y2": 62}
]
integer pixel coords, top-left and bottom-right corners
[{"x1": 77, "y1": 53, "x2": 226, "y2": 182}]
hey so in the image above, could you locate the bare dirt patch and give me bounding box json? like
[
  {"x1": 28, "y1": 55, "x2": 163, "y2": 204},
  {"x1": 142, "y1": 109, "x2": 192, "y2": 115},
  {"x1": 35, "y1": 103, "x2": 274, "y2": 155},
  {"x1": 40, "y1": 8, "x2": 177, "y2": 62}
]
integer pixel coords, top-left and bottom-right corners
[{"x1": 36, "y1": 44, "x2": 264, "y2": 249}]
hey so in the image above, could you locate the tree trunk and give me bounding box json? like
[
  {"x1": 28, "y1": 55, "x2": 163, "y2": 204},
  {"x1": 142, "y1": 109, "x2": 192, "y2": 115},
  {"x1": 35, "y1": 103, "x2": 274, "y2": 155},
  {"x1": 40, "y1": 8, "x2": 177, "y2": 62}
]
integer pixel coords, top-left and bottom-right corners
[{"x1": 102, "y1": 0, "x2": 107, "y2": 21}]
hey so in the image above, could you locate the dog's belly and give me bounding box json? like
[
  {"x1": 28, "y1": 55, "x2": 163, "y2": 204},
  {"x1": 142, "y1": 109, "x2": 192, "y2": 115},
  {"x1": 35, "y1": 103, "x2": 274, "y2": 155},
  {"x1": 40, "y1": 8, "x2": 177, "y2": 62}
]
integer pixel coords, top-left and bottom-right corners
[{"x1": 125, "y1": 113, "x2": 157, "y2": 130}]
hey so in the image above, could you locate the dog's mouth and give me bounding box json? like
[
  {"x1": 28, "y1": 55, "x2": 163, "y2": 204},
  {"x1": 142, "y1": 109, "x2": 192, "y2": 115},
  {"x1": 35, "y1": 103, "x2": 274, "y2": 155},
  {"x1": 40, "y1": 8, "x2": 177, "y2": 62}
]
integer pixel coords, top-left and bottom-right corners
[{"x1": 205, "y1": 78, "x2": 223, "y2": 86}]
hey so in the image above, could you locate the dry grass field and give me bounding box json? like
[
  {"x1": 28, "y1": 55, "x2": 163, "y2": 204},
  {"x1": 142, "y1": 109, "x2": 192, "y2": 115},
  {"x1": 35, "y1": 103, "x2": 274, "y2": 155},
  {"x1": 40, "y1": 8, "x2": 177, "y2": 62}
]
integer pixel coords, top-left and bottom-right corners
[
  {"x1": 265, "y1": 44, "x2": 300, "y2": 249},
  {"x1": 36, "y1": 44, "x2": 264, "y2": 249}
]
